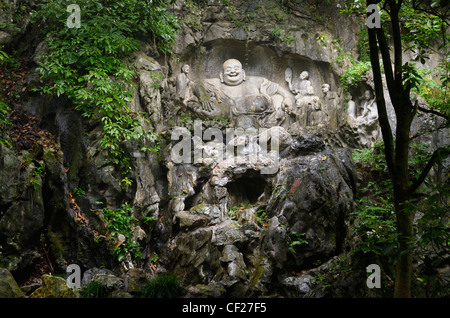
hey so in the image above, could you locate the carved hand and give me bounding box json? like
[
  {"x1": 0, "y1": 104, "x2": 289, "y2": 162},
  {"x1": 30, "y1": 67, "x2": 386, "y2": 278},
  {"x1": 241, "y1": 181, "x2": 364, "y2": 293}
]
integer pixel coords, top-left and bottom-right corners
[{"x1": 201, "y1": 101, "x2": 214, "y2": 112}]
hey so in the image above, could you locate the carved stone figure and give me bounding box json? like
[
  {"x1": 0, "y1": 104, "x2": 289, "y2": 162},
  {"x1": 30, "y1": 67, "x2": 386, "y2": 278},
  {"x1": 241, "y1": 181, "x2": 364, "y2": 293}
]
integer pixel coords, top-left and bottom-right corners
[
  {"x1": 192, "y1": 59, "x2": 293, "y2": 128},
  {"x1": 356, "y1": 89, "x2": 380, "y2": 146},
  {"x1": 346, "y1": 93, "x2": 357, "y2": 126},
  {"x1": 285, "y1": 67, "x2": 294, "y2": 94},
  {"x1": 347, "y1": 93, "x2": 356, "y2": 119},
  {"x1": 303, "y1": 86, "x2": 325, "y2": 127},
  {"x1": 294, "y1": 71, "x2": 311, "y2": 98},
  {"x1": 321, "y1": 83, "x2": 339, "y2": 129},
  {"x1": 358, "y1": 90, "x2": 378, "y2": 125},
  {"x1": 176, "y1": 64, "x2": 191, "y2": 104}
]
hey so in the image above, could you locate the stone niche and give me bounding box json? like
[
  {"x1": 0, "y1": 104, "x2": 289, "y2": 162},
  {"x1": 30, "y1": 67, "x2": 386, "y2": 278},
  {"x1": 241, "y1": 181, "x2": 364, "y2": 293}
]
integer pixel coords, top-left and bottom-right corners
[{"x1": 173, "y1": 39, "x2": 343, "y2": 133}]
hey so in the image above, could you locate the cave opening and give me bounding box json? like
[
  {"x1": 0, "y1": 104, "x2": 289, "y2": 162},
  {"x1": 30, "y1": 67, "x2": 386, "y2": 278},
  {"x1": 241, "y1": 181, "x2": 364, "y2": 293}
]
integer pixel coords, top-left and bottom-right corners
[{"x1": 226, "y1": 171, "x2": 267, "y2": 208}]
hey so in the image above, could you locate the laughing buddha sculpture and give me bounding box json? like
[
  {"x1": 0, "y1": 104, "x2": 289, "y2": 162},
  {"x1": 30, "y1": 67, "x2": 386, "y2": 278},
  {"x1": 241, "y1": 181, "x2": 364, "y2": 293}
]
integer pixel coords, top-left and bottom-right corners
[{"x1": 191, "y1": 59, "x2": 293, "y2": 129}]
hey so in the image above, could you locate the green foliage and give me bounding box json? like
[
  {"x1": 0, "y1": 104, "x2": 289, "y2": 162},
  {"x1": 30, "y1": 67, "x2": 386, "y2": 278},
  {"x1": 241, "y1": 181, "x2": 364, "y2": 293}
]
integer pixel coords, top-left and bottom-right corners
[
  {"x1": 80, "y1": 281, "x2": 109, "y2": 298},
  {"x1": 142, "y1": 275, "x2": 183, "y2": 298},
  {"x1": 227, "y1": 203, "x2": 252, "y2": 219},
  {"x1": 255, "y1": 209, "x2": 269, "y2": 226},
  {"x1": 412, "y1": 61, "x2": 450, "y2": 116},
  {"x1": 0, "y1": 102, "x2": 12, "y2": 147},
  {"x1": 32, "y1": 0, "x2": 179, "y2": 179},
  {"x1": 402, "y1": 62, "x2": 424, "y2": 91},
  {"x1": 417, "y1": 189, "x2": 450, "y2": 254},
  {"x1": 352, "y1": 141, "x2": 387, "y2": 172},
  {"x1": 356, "y1": 26, "x2": 370, "y2": 63},
  {"x1": 149, "y1": 252, "x2": 159, "y2": 265},
  {"x1": 30, "y1": 165, "x2": 46, "y2": 192},
  {"x1": 103, "y1": 203, "x2": 141, "y2": 261},
  {"x1": 0, "y1": 46, "x2": 9, "y2": 63},
  {"x1": 272, "y1": 28, "x2": 294, "y2": 45},
  {"x1": 409, "y1": 141, "x2": 432, "y2": 181},
  {"x1": 341, "y1": 0, "x2": 450, "y2": 114},
  {"x1": 73, "y1": 187, "x2": 85, "y2": 196},
  {"x1": 414, "y1": 186, "x2": 450, "y2": 297},
  {"x1": 351, "y1": 199, "x2": 397, "y2": 255},
  {"x1": 401, "y1": 4, "x2": 448, "y2": 53},
  {"x1": 340, "y1": 61, "x2": 371, "y2": 93},
  {"x1": 287, "y1": 231, "x2": 308, "y2": 254},
  {"x1": 141, "y1": 208, "x2": 157, "y2": 225}
]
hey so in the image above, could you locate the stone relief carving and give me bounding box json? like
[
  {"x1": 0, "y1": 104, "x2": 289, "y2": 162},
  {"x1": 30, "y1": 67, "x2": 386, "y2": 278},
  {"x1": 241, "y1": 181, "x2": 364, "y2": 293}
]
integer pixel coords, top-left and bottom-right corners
[
  {"x1": 357, "y1": 89, "x2": 378, "y2": 125},
  {"x1": 347, "y1": 89, "x2": 380, "y2": 146},
  {"x1": 321, "y1": 83, "x2": 340, "y2": 130},
  {"x1": 176, "y1": 64, "x2": 191, "y2": 104},
  {"x1": 294, "y1": 71, "x2": 312, "y2": 98},
  {"x1": 189, "y1": 59, "x2": 293, "y2": 129},
  {"x1": 346, "y1": 93, "x2": 356, "y2": 124},
  {"x1": 174, "y1": 60, "x2": 380, "y2": 148},
  {"x1": 289, "y1": 85, "x2": 324, "y2": 128},
  {"x1": 358, "y1": 90, "x2": 380, "y2": 144},
  {"x1": 285, "y1": 67, "x2": 294, "y2": 94}
]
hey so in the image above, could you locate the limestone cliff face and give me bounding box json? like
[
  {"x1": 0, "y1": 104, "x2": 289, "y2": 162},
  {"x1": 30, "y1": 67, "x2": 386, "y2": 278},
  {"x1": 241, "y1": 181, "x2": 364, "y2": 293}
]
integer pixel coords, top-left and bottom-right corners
[{"x1": 0, "y1": 0, "x2": 448, "y2": 298}]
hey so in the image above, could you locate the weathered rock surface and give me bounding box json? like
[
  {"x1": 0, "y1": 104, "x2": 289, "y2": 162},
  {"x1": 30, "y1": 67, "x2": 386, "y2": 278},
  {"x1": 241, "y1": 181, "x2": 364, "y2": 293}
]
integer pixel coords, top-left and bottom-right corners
[
  {"x1": 30, "y1": 274, "x2": 75, "y2": 298},
  {"x1": 0, "y1": 269, "x2": 24, "y2": 298}
]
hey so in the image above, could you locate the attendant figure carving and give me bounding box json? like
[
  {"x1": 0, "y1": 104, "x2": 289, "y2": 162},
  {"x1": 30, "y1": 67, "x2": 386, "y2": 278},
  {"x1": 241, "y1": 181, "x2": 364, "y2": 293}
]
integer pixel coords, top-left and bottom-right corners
[
  {"x1": 356, "y1": 89, "x2": 380, "y2": 146},
  {"x1": 321, "y1": 83, "x2": 339, "y2": 129},
  {"x1": 294, "y1": 71, "x2": 311, "y2": 98},
  {"x1": 357, "y1": 90, "x2": 378, "y2": 125},
  {"x1": 303, "y1": 85, "x2": 325, "y2": 127},
  {"x1": 285, "y1": 67, "x2": 294, "y2": 94},
  {"x1": 346, "y1": 93, "x2": 357, "y2": 126},
  {"x1": 176, "y1": 64, "x2": 191, "y2": 104}
]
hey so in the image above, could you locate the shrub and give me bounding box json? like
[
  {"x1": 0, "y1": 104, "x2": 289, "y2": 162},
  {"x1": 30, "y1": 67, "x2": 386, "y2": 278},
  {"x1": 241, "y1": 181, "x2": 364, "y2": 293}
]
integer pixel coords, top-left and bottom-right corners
[
  {"x1": 81, "y1": 281, "x2": 109, "y2": 298},
  {"x1": 103, "y1": 203, "x2": 142, "y2": 261},
  {"x1": 32, "y1": 0, "x2": 179, "y2": 182},
  {"x1": 142, "y1": 275, "x2": 183, "y2": 298},
  {"x1": 0, "y1": 102, "x2": 12, "y2": 147}
]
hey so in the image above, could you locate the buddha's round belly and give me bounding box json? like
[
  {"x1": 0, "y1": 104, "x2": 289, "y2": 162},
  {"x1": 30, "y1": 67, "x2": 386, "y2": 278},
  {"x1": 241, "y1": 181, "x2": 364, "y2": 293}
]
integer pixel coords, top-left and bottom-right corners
[{"x1": 234, "y1": 94, "x2": 271, "y2": 115}]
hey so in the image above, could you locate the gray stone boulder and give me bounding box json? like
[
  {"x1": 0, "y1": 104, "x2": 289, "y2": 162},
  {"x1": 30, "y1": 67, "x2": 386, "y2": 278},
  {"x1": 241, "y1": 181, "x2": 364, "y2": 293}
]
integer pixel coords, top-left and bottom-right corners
[
  {"x1": 266, "y1": 146, "x2": 356, "y2": 269},
  {"x1": 30, "y1": 274, "x2": 75, "y2": 298},
  {"x1": 0, "y1": 269, "x2": 24, "y2": 298}
]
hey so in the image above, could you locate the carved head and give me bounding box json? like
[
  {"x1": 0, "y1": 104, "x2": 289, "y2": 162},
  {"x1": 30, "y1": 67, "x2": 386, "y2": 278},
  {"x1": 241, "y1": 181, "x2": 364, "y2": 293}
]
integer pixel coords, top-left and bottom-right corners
[
  {"x1": 220, "y1": 59, "x2": 246, "y2": 86},
  {"x1": 182, "y1": 64, "x2": 190, "y2": 74},
  {"x1": 364, "y1": 89, "x2": 372, "y2": 100},
  {"x1": 321, "y1": 83, "x2": 330, "y2": 94},
  {"x1": 300, "y1": 71, "x2": 309, "y2": 80}
]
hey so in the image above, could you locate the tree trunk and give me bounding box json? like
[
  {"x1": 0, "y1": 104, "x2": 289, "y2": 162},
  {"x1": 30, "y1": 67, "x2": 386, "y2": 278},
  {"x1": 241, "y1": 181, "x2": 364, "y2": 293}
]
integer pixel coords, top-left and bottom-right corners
[
  {"x1": 393, "y1": 203, "x2": 414, "y2": 298},
  {"x1": 392, "y1": 99, "x2": 415, "y2": 298}
]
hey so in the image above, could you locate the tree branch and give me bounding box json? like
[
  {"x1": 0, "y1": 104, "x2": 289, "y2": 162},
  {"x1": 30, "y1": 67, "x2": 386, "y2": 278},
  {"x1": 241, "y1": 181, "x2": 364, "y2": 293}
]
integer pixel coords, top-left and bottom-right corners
[
  {"x1": 409, "y1": 146, "x2": 450, "y2": 195},
  {"x1": 410, "y1": 123, "x2": 448, "y2": 141},
  {"x1": 366, "y1": 7, "x2": 396, "y2": 174},
  {"x1": 417, "y1": 105, "x2": 450, "y2": 121},
  {"x1": 376, "y1": 28, "x2": 396, "y2": 97},
  {"x1": 387, "y1": 0, "x2": 404, "y2": 91}
]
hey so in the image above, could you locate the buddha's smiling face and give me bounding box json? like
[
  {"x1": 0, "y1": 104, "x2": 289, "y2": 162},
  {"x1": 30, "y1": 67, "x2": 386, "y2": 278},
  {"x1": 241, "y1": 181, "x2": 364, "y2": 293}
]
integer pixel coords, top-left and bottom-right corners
[{"x1": 221, "y1": 59, "x2": 245, "y2": 86}]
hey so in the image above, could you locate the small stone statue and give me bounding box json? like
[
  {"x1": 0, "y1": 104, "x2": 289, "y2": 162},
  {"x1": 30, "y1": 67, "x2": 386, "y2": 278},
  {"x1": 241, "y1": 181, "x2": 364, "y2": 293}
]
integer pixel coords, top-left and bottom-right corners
[
  {"x1": 356, "y1": 89, "x2": 379, "y2": 146},
  {"x1": 176, "y1": 64, "x2": 191, "y2": 104},
  {"x1": 303, "y1": 86, "x2": 325, "y2": 127},
  {"x1": 358, "y1": 90, "x2": 378, "y2": 125},
  {"x1": 294, "y1": 71, "x2": 311, "y2": 98},
  {"x1": 285, "y1": 67, "x2": 294, "y2": 94},
  {"x1": 346, "y1": 93, "x2": 357, "y2": 126},
  {"x1": 321, "y1": 83, "x2": 339, "y2": 129}
]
